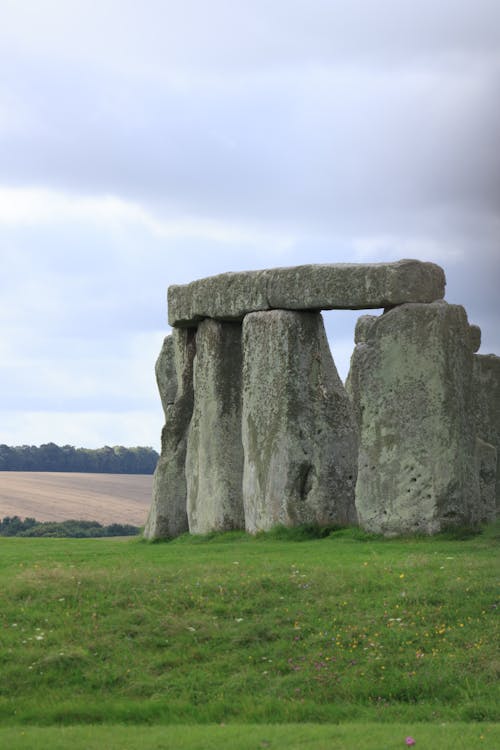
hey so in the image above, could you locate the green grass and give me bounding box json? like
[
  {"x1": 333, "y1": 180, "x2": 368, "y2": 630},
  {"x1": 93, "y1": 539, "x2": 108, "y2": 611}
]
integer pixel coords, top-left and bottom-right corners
[
  {"x1": 0, "y1": 524, "x2": 498, "y2": 744},
  {"x1": 0, "y1": 722, "x2": 498, "y2": 749}
]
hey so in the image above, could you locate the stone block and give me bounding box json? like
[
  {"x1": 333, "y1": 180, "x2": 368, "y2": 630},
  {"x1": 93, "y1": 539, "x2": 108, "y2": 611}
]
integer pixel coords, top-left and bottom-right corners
[
  {"x1": 469, "y1": 324, "x2": 482, "y2": 353},
  {"x1": 168, "y1": 260, "x2": 446, "y2": 326},
  {"x1": 143, "y1": 329, "x2": 196, "y2": 539},
  {"x1": 242, "y1": 310, "x2": 358, "y2": 532},
  {"x1": 473, "y1": 353, "x2": 500, "y2": 511},
  {"x1": 186, "y1": 319, "x2": 245, "y2": 533},
  {"x1": 168, "y1": 270, "x2": 269, "y2": 326},
  {"x1": 351, "y1": 301, "x2": 479, "y2": 535},
  {"x1": 475, "y1": 438, "x2": 497, "y2": 523}
]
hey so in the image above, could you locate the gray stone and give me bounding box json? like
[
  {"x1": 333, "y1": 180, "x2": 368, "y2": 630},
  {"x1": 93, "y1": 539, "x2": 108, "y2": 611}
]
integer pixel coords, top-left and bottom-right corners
[
  {"x1": 475, "y1": 438, "x2": 497, "y2": 523},
  {"x1": 143, "y1": 329, "x2": 196, "y2": 539},
  {"x1": 186, "y1": 319, "x2": 245, "y2": 533},
  {"x1": 473, "y1": 354, "x2": 500, "y2": 511},
  {"x1": 469, "y1": 324, "x2": 482, "y2": 353},
  {"x1": 352, "y1": 301, "x2": 479, "y2": 535},
  {"x1": 242, "y1": 310, "x2": 358, "y2": 532},
  {"x1": 168, "y1": 270, "x2": 269, "y2": 327},
  {"x1": 266, "y1": 259, "x2": 445, "y2": 312},
  {"x1": 354, "y1": 314, "x2": 378, "y2": 345},
  {"x1": 168, "y1": 259, "x2": 446, "y2": 327}
]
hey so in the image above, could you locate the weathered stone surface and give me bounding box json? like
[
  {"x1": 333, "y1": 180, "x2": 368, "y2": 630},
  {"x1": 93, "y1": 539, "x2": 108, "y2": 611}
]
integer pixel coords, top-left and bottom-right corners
[
  {"x1": 186, "y1": 319, "x2": 245, "y2": 533},
  {"x1": 168, "y1": 259, "x2": 446, "y2": 327},
  {"x1": 473, "y1": 354, "x2": 500, "y2": 511},
  {"x1": 354, "y1": 314, "x2": 378, "y2": 345},
  {"x1": 242, "y1": 310, "x2": 358, "y2": 532},
  {"x1": 266, "y1": 259, "x2": 445, "y2": 312},
  {"x1": 475, "y1": 438, "x2": 497, "y2": 523},
  {"x1": 469, "y1": 324, "x2": 482, "y2": 353},
  {"x1": 351, "y1": 301, "x2": 479, "y2": 535},
  {"x1": 143, "y1": 329, "x2": 196, "y2": 539},
  {"x1": 168, "y1": 270, "x2": 269, "y2": 327}
]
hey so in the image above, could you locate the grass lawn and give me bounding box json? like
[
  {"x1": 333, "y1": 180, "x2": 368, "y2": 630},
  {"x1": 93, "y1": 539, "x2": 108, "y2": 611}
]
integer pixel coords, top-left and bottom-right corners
[
  {"x1": 0, "y1": 524, "x2": 498, "y2": 747},
  {"x1": 0, "y1": 722, "x2": 498, "y2": 749}
]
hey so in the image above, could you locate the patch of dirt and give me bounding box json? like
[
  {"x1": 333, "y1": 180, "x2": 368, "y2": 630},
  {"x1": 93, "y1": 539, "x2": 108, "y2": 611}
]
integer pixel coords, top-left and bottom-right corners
[{"x1": 0, "y1": 472, "x2": 153, "y2": 525}]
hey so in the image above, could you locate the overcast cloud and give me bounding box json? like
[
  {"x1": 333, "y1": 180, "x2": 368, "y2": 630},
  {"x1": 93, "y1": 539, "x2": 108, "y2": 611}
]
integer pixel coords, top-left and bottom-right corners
[{"x1": 0, "y1": 0, "x2": 499, "y2": 450}]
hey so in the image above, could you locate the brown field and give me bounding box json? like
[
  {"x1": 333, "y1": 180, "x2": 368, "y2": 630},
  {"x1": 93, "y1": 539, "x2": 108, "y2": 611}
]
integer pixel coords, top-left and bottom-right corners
[{"x1": 0, "y1": 472, "x2": 153, "y2": 526}]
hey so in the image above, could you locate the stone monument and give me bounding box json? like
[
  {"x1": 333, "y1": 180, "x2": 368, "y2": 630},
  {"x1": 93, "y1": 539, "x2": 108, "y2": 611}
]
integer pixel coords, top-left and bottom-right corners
[{"x1": 144, "y1": 259, "x2": 497, "y2": 538}]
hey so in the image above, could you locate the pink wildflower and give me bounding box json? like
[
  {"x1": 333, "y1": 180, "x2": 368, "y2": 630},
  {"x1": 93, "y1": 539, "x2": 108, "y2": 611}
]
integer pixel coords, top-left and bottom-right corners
[{"x1": 405, "y1": 738, "x2": 416, "y2": 747}]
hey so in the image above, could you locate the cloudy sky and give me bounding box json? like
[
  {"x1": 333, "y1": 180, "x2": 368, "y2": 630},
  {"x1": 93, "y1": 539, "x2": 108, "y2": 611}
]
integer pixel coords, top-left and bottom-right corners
[{"x1": 1, "y1": 0, "x2": 499, "y2": 451}]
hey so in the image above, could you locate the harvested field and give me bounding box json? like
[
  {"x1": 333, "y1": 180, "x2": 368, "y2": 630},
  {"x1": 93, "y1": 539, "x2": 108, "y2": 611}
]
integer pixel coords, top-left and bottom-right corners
[{"x1": 0, "y1": 472, "x2": 153, "y2": 526}]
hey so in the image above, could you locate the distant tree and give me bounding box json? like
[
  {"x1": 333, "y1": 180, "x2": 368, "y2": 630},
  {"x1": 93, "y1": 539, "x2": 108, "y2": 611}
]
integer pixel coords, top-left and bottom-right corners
[
  {"x1": 38, "y1": 443, "x2": 62, "y2": 471},
  {"x1": 0, "y1": 516, "x2": 37, "y2": 536},
  {"x1": 0, "y1": 444, "x2": 159, "y2": 474},
  {"x1": 2, "y1": 518, "x2": 140, "y2": 538}
]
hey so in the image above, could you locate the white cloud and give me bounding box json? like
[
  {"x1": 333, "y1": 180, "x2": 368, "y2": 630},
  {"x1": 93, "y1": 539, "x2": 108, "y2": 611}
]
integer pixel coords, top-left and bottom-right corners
[
  {"x1": 0, "y1": 0, "x2": 498, "y2": 451},
  {"x1": 1, "y1": 410, "x2": 162, "y2": 450},
  {"x1": 0, "y1": 186, "x2": 296, "y2": 250}
]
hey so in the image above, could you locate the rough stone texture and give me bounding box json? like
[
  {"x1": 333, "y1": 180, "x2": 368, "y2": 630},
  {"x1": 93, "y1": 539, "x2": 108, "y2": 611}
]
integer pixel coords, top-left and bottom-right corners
[
  {"x1": 168, "y1": 270, "x2": 269, "y2": 327},
  {"x1": 475, "y1": 438, "x2": 497, "y2": 523},
  {"x1": 354, "y1": 314, "x2": 378, "y2": 345},
  {"x1": 242, "y1": 310, "x2": 358, "y2": 532},
  {"x1": 469, "y1": 324, "x2": 482, "y2": 353},
  {"x1": 266, "y1": 259, "x2": 445, "y2": 311},
  {"x1": 143, "y1": 329, "x2": 196, "y2": 539},
  {"x1": 186, "y1": 319, "x2": 245, "y2": 533},
  {"x1": 351, "y1": 301, "x2": 479, "y2": 535},
  {"x1": 168, "y1": 259, "x2": 446, "y2": 326},
  {"x1": 473, "y1": 354, "x2": 500, "y2": 511}
]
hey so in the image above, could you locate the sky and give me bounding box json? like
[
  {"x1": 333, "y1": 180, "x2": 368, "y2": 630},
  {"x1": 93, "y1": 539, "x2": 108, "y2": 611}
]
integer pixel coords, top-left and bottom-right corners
[{"x1": 1, "y1": 0, "x2": 499, "y2": 451}]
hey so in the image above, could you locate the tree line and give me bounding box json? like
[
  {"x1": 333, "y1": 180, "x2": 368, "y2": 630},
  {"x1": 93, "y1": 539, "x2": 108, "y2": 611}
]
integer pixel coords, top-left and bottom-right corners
[
  {"x1": 0, "y1": 443, "x2": 159, "y2": 474},
  {"x1": 0, "y1": 516, "x2": 139, "y2": 538}
]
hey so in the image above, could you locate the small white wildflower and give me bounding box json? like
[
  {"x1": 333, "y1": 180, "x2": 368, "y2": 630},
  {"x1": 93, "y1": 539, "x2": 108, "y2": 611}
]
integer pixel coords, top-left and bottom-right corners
[{"x1": 235, "y1": 618, "x2": 244, "y2": 623}]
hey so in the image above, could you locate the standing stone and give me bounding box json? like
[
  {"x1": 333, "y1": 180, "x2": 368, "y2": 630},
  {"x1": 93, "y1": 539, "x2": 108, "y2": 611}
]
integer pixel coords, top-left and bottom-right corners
[
  {"x1": 352, "y1": 301, "x2": 479, "y2": 535},
  {"x1": 475, "y1": 438, "x2": 497, "y2": 523},
  {"x1": 242, "y1": 310, "x2": 358, "y2": 532},
  {"x1": 473, "y1": 354, "x2": 500, "y2": 512},
  {"x1": 186, "y1": 319, "x2": 245, "y2": 533},
  {"x1": 345, "y1": 314, "x2": 379, "y2": 428},
  {"x1": 143, "y1": 329, "x2": 196, "y2": 539},
  {"x1": 469, "y1": 325, "x2": 482, "y2": 353}
]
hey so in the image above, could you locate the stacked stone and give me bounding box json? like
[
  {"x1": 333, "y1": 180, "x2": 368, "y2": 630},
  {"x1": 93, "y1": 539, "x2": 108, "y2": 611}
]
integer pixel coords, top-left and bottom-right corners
[
  {"x1": 472, "y1": 351, "x2": 500, "y2": 521},
  {"x1": 144, "y1": 259, "x2": 497, "y2": 539}
]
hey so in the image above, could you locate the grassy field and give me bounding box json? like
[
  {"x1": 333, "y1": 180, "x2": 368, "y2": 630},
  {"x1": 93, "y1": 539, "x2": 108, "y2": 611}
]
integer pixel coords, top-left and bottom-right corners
[
  {"x1": 0, "y1": 524, "x2": 498, "y2": 748},
  {"x1": 0, "y1": 472, "x2": 153, "y2": 525}
]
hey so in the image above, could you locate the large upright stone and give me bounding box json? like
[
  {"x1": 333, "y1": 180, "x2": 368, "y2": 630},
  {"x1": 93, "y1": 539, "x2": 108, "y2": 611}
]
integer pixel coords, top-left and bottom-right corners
[
  {"x1": 351, "y1": 301, "x2": 480, "y2": 535},
  {"x1": 242, "y1": 310, "x2": 358, "y2": 532},
  {"x1": 473, "y1": 354, "x2": 500, "y2": 511},
  {"x1": 475, "y1": 438, "x2": 497, "y2": 523},
  {"x1": 186, "y1": 319, "x2": 245, "y2": 533},
  {"x1": 143, "y1": 329, "x2": 196, "y2": 539},
  {"x1": 168, "y1": 259, "x2": 445, "y2": 326}
]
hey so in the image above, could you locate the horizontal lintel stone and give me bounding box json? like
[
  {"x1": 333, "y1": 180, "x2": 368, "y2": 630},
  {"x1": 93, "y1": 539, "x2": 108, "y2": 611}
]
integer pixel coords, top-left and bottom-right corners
[{"x1": 168, "y1": 259, "x2": 446, "y2": 327}]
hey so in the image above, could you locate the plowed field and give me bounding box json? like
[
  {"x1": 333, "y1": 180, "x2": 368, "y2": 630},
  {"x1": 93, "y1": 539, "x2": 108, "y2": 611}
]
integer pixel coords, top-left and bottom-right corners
[{"x1": 0, "y1": 472, "x2": 153, "y2": 525}]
